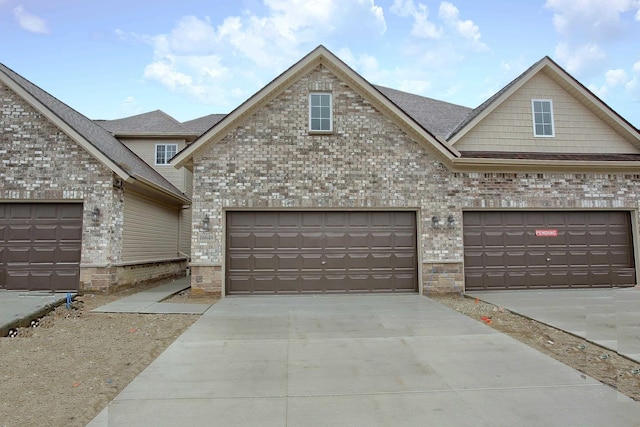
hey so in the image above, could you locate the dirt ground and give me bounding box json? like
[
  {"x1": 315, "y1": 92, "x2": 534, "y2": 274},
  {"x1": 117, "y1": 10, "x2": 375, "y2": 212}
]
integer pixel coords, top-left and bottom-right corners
[
  {"x1": 0, "y1": 288, "x2": 638, "y2": 427},
  {"x1": 0, "y1": 283, "x2": 218, "y2": 427}
]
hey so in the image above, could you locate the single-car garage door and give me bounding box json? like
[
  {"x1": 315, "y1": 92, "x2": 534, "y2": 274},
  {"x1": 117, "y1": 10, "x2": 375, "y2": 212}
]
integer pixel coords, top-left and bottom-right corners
[
  {"x1": 0, "y1": 203, "x2": 83, "y2": 291},
  {"x1": 463, "y1": 211, "x2": 636, "y2": 291},
  {"x1": 226, "y1": 211, "x2": 418, "y2": 295}
]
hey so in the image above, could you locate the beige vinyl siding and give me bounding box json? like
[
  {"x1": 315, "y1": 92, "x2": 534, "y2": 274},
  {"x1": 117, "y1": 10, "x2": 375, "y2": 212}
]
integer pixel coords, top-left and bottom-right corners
[
  {"x1": 122, "y1": 190, "x2": 180, "y2": 262},
  {"x1": 120, "y1": 138, "x2": 189, "y2": 192},
  {"x1": 455, "y1": 71, "x2": 640, "y2": 153}
]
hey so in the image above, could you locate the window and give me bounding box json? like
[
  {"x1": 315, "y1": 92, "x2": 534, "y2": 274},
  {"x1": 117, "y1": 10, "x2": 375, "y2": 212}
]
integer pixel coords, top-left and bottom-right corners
[
  {"x1": 532, "y1": 99, "x2": 555, "y2": 137},
  {"x1": 155, "y1": 144, "x2": 178, "y2": 165},
  {"x1": 309, "y1": 93, "x2": 332, "y2": 132}
]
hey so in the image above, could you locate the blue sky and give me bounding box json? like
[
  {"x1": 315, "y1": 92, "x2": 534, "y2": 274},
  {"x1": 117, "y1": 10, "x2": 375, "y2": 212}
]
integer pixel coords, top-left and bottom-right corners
[{"x1": 1, "y1": 0, "x2": 639, "y2": 128}]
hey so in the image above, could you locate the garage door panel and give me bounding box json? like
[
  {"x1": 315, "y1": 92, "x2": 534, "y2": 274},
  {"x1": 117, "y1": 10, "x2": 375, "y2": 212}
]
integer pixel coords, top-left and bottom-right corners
[
  {"x1": 588, "y1": 232, "x2": 608, "y2": 246},
  {"x1": 394, "y1": 253, "x2": 416, "y2": 268},
  {"x1": 568, "y1": 251, "x2": 588, "y2": 266},
  {"x1": 371, "y1": 253, "x2": 393, "y2": 269},
  {"x1": 483, "y1": 231, "x2": 504, "y2": 247},
  {"x1": 394, "y1": 232, "x2": 416, "y2": 249},
  {"x1": 228, "y1": 233, "x2": 252, "y2": 250},
  {"x1": 300, "y1": 212, "x2": 323, "y2": 227},
  {"x1": 371, "y1": 232, "x2": 393, "y2": 249},
  {"x1": 5, "y1": 247, "x2": 30, "y2": 263},
  {"x1": 325, "y1": 232, "x2": 347, "y2": 249},
  {"x1": 0, "y1": 203, "x2": 83, "y2": 291},
  {"x1": 464, "y1": 211, "x2": 635, "y2": 291},
  {"x1": 253, "y1": 254, "x2": 276, "y2": 271},
  {"x1": 302, "y1": 232, "x2": 322, "y2": 249},
  {"x1": 325, "y1": 212, "x2": 348, "y2": 227},
  {"x1": 7, "y1": 225, "x2": 31, "y2": 241},
  {"x1": 278, "y1": 254, "x2": 300, "y2": 270},
  {"x1": 301, "y1": 254, "x2": 322, "y2": 270},
  {"x1": 347, "y1": 253, "x2": 370, "y2": 269},
  {"x1": 463, "y1": 230, "x2": 482, "y2": 247},
  {"x1": 57, "y1": 247, "x2": 82, "y2": 263},
  {"x1": 348, "y1": 212, "x2": 369, "y2": 227},
  {"x1": 566, "y1": 231, "x2": 587, "y2": 246},
  {"x1": 228, "y1": 254, "x2": 251, "y2": 271},
  {"x1": 226, "y1": 211, "x2": 417, "y2": 294},
  {"x1": 278, "y1": 233, "x2": 299, "y2": 249},
  {"x1": 505, "y1": 251, "x2": 526, "y2": 267},
  {"x1": 371, "y1": 212, "x2": 393, "y2": 227},
  {"x1": 348, "y1": 233, "x2": 369, "y2": 248},
  {"x1": 254, "y1": 233, "x2": 276, "y2": 249},
  {"x1": 31, "y1": 247, "x2": 55, "y2": 264}
]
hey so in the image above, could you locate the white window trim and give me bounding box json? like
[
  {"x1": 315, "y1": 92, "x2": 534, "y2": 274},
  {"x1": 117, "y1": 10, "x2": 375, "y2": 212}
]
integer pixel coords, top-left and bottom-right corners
[
  {"x1": 309, "y1": 92, "x2": 333, "y2": 133},
  {"x1": 531, "y1": 99, "x2": 555, "y2": 138},
  {"x1": 155, "y1": 143, "x2": 178, "y2": 165}
]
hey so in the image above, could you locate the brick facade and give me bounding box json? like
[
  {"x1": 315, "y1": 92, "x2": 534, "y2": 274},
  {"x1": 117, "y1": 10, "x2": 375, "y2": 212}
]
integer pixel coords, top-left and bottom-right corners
[
  {"x1": 1, "y1": 82, "x2": 185, "y2": 292},
  {"x1": 190, "y1": 65, "x2": 640, "y2": 295}
]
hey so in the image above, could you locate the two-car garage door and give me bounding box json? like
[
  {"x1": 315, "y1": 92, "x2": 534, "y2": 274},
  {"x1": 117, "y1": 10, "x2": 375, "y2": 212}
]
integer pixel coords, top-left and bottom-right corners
[
  {"x1": 0, "y1": 203, "x2": 82, "y2": 291},
  {"x1": 226, "y1": 211, "x2": 418, "y2": 295},
  {"x1": 463, "y1": 211, "x2": 636, "y2": 291}
]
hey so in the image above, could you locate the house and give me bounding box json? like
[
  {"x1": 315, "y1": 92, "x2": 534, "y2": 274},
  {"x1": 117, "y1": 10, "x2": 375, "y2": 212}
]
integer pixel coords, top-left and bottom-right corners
[
  {"x1": 172, "y1": 45, "x2": 640, "y2": 296},
  {"x1": 0, "y1": 65, "x2": 191, "y2": 293}
]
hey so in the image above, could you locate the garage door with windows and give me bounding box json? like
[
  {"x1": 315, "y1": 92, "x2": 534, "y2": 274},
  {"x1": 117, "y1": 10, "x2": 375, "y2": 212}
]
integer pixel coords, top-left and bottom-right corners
[
  {"x1": 0, "y1": 203, "x2": 83, "y2": 291},
  {"x1": 226, "y1": 211, "x2": 418, "y2": 295},
  {"x1": 463, "y1": 211, "x2": 636, "y2": 291}
]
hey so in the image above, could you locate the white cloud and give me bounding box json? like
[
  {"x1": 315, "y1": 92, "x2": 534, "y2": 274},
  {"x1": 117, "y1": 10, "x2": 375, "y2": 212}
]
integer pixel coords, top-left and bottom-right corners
[
  {"x1": 590, "y1": 68, "x2": 630, "y2": 98},
  {"x1": 545, "y1": 0, "x2": 640, "y2": 41},
  {"x1": 554, "y1": 42, "x2": 607, "y2": 75},
  {"x1": 546, "y1": 0, "x2": 640, "y2": 77},
  {"x1": 625, "y1": 61, "x2": 640, "y2": 100},
  {"x1": 390, "y1": 0, "x2": 487, "y2": 53},
  {"x1": 438, "y1": 1, "x2": 487, "y2": 51},
  {"x1": 390, "y1": 0, "x2": 441, "y2": 39},
  {"x1": 130, "y1": 0, "x2": 386, "y2": 109},
  {"x1": 13, "y1": 5, "x2": 49, "y2": 34}
]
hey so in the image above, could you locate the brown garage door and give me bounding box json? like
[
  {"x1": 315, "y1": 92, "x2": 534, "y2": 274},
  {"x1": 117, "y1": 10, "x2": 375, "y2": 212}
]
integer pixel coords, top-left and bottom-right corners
[
  {"x1": 226, "y1": 211, "x2": 418, "y2": 295},
  {"x1": 463, "y1": 211, "x2": 636, "y2": 291},
  {"x1": 0, "y1": 203, "x2": 83, "y2": 291}
]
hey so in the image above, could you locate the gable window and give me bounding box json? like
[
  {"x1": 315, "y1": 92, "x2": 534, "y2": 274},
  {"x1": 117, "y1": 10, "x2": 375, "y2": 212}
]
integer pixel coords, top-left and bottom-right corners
[
  {"x1": 155, "y1": 144, "x2": 178, "y2": 165},
  {"x1": 309, "y1": 93, "x2": 332, "y2": 132},
  {"x1": 532, "y1": 99, "x2": 555, "y2": 137}
]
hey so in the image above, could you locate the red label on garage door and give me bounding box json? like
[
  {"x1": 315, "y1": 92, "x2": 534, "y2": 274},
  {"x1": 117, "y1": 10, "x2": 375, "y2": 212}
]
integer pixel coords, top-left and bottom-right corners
[{"x1": 535, "y1": 229, "x2": 558, "y2": 237}]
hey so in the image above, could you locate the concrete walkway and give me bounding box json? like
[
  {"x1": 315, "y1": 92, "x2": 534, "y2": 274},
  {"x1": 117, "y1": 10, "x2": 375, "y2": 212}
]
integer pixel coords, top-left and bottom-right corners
[
  {"x1": 88, "y1": 294, "x2": 640, "y2": 427},
  {"x1": 91, "y1": 276, "x2": 211, "y2": 315},
  {"x1": 469, "y1": 288, "x2": 640, "y2": 363},
  {"x1": 0, "y1": 290, "x2": 73, "y2": 336}
]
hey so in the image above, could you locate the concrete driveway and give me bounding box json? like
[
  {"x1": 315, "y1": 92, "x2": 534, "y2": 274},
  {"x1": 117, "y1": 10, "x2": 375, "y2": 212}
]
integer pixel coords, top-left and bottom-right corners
[
  {"x1": 89, "y1": 294, "x2": 640, "y2": 426},
  {"x1": 470, "y1": 288, "x2": 640, "y2": 363}
]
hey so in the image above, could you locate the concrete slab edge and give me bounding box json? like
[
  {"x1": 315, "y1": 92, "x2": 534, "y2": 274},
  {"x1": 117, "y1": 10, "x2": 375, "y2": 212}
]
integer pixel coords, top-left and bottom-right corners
[
  {"x1": 471, "y1": 295, "x2": 640, "y2": 365},
  {"x1": 1, "y1": 293, "x2": 76, "y2": 337}
]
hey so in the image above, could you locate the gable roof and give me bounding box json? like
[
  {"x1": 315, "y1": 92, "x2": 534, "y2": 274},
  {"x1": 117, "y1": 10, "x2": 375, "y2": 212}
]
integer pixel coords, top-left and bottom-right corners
[
  {"x1": 0, "y1": 64, "x2": 189, "y2": 204},
  {"x1": 447, "y1": 56, "x2": 640, "y2": 144},
  {"x1": 172, "y1": 45, "x2": 460, "y2": 168},
  {"x1": 374, "y1": 85, "x2": 472, "y2": 138},
  {"x1": 182, "y1": 113, "x2": 227, "y2": 136},
  {"x1": 96, "y1": 110, "x2": 198, "y2": 141}
]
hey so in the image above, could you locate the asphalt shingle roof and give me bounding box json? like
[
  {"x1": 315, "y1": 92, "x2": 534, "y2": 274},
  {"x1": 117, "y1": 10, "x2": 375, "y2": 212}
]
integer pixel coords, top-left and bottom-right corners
[
  {"x1": 0, "y1": 64, "x2": 187, "y2": 201},
  {"x1": 96, "y1": 110, "x2": 197, "y2": 137},
  {"x1": 182, "y1": 113, "x2": 227, "y2": 136},
  {"x1": 374, "y1": 85, "x2": 472, "y2": 138}
]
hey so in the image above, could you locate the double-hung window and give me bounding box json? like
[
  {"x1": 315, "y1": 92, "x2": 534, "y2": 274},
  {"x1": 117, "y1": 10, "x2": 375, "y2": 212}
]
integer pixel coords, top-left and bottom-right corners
[
  {"x1": 531, "y1": 99, "x2": 555, "y2": 137},
  {"x1": 155, "y1": 143, "x2": 178, "y2": 165},
  {"x1": 309, "y1": 93, "x2": 332, "y2": 132}
]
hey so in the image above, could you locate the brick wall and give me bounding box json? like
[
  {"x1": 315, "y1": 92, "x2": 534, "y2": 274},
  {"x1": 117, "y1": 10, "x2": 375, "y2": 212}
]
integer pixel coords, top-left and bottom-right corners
[
  {"x1": 190, "y1": 65, "x2": 640, "y2": 294},
  {"x1": 1, "y1": 82, "x2": 120, "y2": 272}
]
